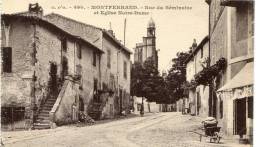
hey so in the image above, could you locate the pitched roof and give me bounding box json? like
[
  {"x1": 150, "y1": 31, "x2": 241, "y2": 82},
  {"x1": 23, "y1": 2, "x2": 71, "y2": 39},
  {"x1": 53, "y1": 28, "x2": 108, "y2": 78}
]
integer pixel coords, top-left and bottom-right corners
[
  {"x1": 45, "y1": 13, "x2": 132, "y2": 54},
  {"x1": 1, "y1": 13, "x2": 104, "y2": 53}
]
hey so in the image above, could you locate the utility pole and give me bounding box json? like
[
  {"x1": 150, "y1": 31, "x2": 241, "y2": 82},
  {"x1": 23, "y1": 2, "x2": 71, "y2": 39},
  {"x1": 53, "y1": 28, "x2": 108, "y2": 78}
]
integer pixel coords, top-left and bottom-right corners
[{"x1": 124, "y1": 18, "x2": 126, "y2": 46}]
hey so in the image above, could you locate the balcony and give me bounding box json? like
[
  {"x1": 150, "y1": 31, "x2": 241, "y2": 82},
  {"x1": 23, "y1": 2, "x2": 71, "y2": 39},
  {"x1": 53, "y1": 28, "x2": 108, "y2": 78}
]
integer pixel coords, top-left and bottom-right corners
[{"x1": 220, "y1": 0, "x2": 253, "y2": 7}]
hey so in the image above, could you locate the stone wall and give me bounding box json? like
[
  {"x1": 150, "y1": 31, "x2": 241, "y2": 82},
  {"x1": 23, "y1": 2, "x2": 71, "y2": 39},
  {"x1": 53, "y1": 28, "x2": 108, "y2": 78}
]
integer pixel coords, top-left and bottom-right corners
[
  {"x1": 1, "y1": 19, "x2": 34, "y2": 108},
  {"x1": 34, "y1": 24, "x2": 62, "y2": 108},
  {"x1": 196, "y1": 85, "x2": 209, "y2": 117},
  {"x1": 209, "y1": 0, "x2": 225, "y2": 35},
  {"x1": 102, "y1": 36, "x2": 131, "y2": 114},
  {"x1": 78, "y1": 44, "x2": 102, "y2": 112}
]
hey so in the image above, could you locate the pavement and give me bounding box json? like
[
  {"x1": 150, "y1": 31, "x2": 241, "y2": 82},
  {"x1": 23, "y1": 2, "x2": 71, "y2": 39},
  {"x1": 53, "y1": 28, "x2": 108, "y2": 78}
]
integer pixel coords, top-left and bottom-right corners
[{"x1": 0, "y1": 112, "x2": 252, "y2": 147}]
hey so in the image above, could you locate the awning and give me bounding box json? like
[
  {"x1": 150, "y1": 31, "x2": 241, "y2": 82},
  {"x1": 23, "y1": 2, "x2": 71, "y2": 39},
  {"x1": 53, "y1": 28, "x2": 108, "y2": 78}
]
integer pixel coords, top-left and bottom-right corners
[{"x1": 218, "y1": 62, "x2": 253, "y2": 92}]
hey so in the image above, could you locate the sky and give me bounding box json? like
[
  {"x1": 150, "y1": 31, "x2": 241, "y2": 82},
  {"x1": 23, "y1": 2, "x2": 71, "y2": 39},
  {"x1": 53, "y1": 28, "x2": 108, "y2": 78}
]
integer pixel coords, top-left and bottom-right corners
[{"x1": 2, "y1": 0, "x2": 209, "y2": 72}]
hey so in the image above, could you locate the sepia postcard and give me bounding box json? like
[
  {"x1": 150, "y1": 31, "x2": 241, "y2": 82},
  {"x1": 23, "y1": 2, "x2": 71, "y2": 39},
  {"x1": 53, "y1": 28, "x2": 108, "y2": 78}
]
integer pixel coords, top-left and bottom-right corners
[{"x1": 0, "y1": 0, "x2": 255, "y2": 147}]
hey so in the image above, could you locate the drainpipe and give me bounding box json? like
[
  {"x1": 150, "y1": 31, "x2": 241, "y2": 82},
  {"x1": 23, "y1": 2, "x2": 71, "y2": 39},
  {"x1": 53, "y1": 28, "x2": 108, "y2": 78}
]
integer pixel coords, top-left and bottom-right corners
[
  {"x1": 31, "y1": 23, "x2": 37, "y2": 126},
  {"x1": 208, "y1": 1, "x2": 212, "y2": 117}
]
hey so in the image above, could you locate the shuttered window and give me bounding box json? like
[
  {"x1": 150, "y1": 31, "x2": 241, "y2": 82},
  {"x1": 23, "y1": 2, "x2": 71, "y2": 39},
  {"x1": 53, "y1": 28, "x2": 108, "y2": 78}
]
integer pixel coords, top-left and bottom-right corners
[
  {"x1": 2, "y1": 47, "x2": 12, "y2": 73},
  {"x1": 124, "y1": 61, "x2": 127, "y2": 79},
  {"x1": 93, "y1": 51, "x2": 96, "y2": 66},
  {"x1": 76, "y1": 43, "x2": 81, "y2": 59},
  {"x1": 107, "y1": 50, "x2": 111, "y2": 68}
]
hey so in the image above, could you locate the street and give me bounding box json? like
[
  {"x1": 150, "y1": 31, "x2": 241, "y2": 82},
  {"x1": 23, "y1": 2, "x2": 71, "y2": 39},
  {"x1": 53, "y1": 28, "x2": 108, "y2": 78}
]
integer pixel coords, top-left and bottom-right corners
[{"x1": 1, "y1": 112, "x2": 248, "y2": 147}]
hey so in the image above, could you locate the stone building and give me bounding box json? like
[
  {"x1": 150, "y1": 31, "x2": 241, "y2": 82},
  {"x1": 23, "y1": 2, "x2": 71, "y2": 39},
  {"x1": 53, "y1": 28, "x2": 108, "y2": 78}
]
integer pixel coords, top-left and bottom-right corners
[
  {"x1": 205, "y1": 0, "x2": 254, "y2": 142},
  {"x1": 1, "y1": 4, "x2": 131, "y2": 130},
  {"x1": 133, "y1": 18, "x2": 158, "y2": 68},
  {"x1": 185, "y1": 36, "x2": 209, "y2": 117}
]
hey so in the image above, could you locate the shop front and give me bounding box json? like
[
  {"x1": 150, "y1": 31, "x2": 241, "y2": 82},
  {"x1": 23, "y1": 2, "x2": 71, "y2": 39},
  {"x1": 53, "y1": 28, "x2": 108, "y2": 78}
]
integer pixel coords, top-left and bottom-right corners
[{"x1": 217, "y1": 62, "x2": 253, "y2": 142}]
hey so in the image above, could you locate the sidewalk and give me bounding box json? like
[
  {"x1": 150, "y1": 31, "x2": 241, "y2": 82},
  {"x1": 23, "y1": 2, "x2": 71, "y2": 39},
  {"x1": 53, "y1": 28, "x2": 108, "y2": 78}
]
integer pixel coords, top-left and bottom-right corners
[{"x1": 184, "y1": 113, "x2": 252, "y2": 147}]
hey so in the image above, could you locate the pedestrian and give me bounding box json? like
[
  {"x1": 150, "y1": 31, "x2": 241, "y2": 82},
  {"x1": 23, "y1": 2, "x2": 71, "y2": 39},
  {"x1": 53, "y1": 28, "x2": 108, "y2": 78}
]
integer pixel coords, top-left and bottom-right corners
[{"x1": 140, "y1": 104, "x2": 144, "y2": 117}]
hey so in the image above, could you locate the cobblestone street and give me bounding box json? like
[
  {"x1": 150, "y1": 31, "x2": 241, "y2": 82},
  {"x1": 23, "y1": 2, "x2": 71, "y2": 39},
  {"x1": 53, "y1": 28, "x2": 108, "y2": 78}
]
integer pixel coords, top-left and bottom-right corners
[{"x1": 1, "y1": 112, "x2": 250, "y2": 147}]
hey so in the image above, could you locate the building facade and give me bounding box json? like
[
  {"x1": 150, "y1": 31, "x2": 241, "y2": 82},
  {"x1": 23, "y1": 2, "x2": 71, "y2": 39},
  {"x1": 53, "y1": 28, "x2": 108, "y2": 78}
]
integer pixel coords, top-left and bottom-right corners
[
  {"x1": 206, "y1": 0, "x2": 254, "y2": 142},
  {"x1": 134, "y1": 18, "x2": 158, "y2": 68},
  {"x1": 185, "y1": 37, "x2": 209, "y2": 117},
  {"x1": 1, "y1": 4, "x2": 131, "y2": 130}
]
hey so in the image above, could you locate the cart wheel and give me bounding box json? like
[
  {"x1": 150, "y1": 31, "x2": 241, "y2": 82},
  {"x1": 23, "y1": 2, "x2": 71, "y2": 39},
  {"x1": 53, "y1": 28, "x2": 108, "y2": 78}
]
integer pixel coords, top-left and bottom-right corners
[
  {"x1": 217, "y1": 136, "x2": 221, "y2": 143},
  {"x1": 214, "y1": 132, "x2": 220, "y2": 143}
]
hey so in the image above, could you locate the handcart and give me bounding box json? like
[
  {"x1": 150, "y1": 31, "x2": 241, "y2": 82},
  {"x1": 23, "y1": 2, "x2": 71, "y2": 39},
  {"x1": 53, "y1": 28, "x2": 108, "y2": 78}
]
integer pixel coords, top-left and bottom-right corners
[{"x1": 190, "y1": 117, "x2": 222, "y2": 143}]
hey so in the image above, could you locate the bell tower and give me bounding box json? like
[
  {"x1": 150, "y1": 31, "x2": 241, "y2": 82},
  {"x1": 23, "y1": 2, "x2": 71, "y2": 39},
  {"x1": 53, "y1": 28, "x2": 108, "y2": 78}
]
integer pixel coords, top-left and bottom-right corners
[
  {"x1": 147, "y1": 18, "x2": 156, "y2": 37},
  {"x1": 134, "y1": 17, "x2": 158, "y2": 69},
  {"x1": 146, "y1": 18, "x2": 158, "y2": 68}
]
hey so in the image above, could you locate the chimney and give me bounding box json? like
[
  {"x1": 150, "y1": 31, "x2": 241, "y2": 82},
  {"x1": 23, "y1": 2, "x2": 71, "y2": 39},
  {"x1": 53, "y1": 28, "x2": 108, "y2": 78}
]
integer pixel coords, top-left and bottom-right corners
[
  {"x1": 107, "y1": 30, "x2": 115, "y2": 37},
  {"x1": 107, "y1": 22, "x2": 115, "y2": 37},
  {"x1": 28, "y1": 3, "x2": 43, "y2": 17},
  {"x1": 192, "y1": 39, "x2": 197, "y2": 50}
]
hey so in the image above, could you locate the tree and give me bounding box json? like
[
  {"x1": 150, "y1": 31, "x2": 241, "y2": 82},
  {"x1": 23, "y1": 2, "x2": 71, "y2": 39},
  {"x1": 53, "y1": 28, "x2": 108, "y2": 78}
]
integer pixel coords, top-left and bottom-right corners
[
  {"x1": 130, "y1": 62, "x2": 146, "y2": 98},
  {"x1": 166, "y1": 51, "x2": 190, "y2": 103},
  {"x1": 131, "y1": 57, "x2": 170, "y2": 104}
]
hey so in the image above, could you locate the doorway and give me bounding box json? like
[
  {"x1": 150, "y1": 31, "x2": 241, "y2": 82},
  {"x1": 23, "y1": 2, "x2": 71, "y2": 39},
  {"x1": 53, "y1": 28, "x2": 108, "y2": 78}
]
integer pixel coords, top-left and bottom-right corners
[
  {"x1": 234, "y1": 98, "x2": 247, "y2": 135},
  {"x1": 119, "y1": 89, "x2": 123, "y2": 113}
]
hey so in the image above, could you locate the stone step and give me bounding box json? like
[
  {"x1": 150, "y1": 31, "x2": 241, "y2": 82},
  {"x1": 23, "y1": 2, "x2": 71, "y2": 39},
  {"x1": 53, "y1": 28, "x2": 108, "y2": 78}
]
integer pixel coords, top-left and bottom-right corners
[
  {"x1": 39, "y1": 110, "x2": 50, "y2": 114},
  {"x1": 40, "y1": 107, "x2": 51, "y2": 111},
  {"x1": 36, "y1": 118, "x2": 49, "y2": 123},
  {"x1": 34, "y1": 123, "x2": 51, "y2": 130},
  {"x1": 35, "y1": 120, "x2": 50, "y2": 124},
  {"x1": 38, "y1": 113, "x2": 49, "y2": 117},
  {"x1": 37, "y1": 116, "x2": 50, "y2": 120},
  {"x1": 88, "y1": 112, "x2": 101, "y2": 120},
  {"x1": 41, "y1": 105, "x2": 53, "y2": 110},
  {"x1": 44, "y1": 101, "x2": 56, "y2": 105},
  {"x1": 36, "y1": 118, "x2": 50, "y2": 122},
  {"x1": 47, "y1": 99, "x2": 56, "y2": 102}
]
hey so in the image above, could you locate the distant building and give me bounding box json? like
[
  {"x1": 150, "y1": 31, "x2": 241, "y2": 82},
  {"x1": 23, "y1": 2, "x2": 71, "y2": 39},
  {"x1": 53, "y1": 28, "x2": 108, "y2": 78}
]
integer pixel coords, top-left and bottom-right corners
[
  {"x1": 185, "y1": 36, "x2": 209, "y2": 117},
  {"x1": 134, "y1": 18, "x2": 158, "y2": 68}
]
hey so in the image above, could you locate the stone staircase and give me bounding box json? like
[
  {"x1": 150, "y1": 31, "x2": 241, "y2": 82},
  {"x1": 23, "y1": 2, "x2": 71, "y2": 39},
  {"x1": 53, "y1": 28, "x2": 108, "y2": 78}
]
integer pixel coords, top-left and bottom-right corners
[
  {"x1": 88, "y1": 102, "x2": 102, "y2": 120},
  {"x1": 33, "y1": 96, "x2": 57, "y2": 129}
]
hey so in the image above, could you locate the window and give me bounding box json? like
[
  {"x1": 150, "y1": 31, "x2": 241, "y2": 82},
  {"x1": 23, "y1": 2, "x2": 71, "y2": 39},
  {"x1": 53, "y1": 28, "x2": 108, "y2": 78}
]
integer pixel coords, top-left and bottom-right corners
[
  {"x1": 107, "y1": 50, "x2": 111, "y2": 68},
  {"x1": 2, "y1": 47, "x2": 12, "y2": 73},
  {"x1": 236, "y1": 4, "x2": 249, "y2": 41},
  {"x1": 1, "y1": 107, "x2": 25, "y2": 125},
  {"x1": 62, "y1": 56, "x2": 68, "y2": 79},
  {"x1": 94, "y1": 78, "x2": 98, "y2": 92},
  {"x1": 61, "y1": 38, "x2": 67, "y2": 52},
  {"x1": 76, "y1": 43, "x2": 81, "y2": 59},
  {"x1": 124, "y1": 61, "x2": 127, "y2": 79},
  {"x1": 220, "y1": 99, "x2": 223, "y2": 119},
  {"x1": 93, "y1": 51, "x2": 96, "y2": 66},
  {"x1": 93, "y1": 78, "x2": 99, "y2": 102},
  {"x1": 201, "y1": 48, "x2": 203, "y2": 58}
]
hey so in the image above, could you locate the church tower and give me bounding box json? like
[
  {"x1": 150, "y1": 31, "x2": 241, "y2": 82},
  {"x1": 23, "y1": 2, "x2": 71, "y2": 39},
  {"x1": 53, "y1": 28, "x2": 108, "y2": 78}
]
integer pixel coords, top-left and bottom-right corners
[
  {"x1": 134, "y1": 18, "x2": 158, "y2": 69},
  {"x1": 146, "y1": 18, "x2": 158, "y2": 69}
]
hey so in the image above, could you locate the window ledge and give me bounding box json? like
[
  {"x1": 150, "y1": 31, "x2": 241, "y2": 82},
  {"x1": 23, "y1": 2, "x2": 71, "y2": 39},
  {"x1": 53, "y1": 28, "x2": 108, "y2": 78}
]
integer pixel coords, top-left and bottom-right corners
[{"x1": 229, "y1": 55, "x2": 254, "y2": 65}]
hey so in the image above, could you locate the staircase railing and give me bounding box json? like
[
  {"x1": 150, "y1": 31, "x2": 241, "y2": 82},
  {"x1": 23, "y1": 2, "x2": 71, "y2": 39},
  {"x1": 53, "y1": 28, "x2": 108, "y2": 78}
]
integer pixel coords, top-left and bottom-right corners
[{"x1": 49, "y1": 80, "x2": 69, "y2": 127}]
